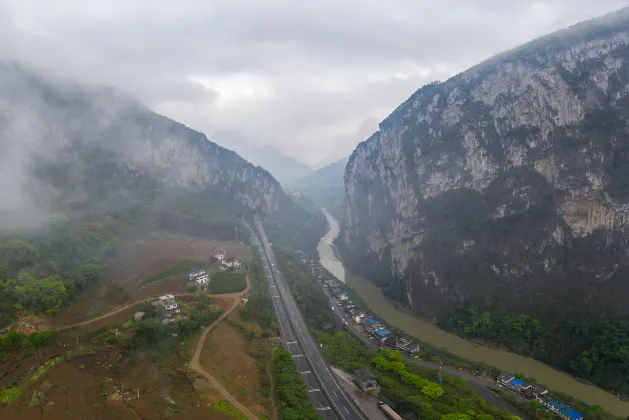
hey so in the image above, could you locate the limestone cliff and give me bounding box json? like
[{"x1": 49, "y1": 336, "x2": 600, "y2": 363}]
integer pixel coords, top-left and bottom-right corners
[{"x1": 341, "y1": 8, "x2": 629, "y2": 320}]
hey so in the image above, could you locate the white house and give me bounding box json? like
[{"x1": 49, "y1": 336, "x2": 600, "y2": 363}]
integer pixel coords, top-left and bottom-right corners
[
  {"x1": 188, "y1": 269, "x2": 209, "y2": 285},
  {"x1": 213, "y1": 249, "x2": 225, "y2": 261},
  {"x1": 159, "y1": 294, "x2": 179, "y2": 312}
]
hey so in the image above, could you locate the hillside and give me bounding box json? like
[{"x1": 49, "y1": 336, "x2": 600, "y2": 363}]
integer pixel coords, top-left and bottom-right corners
[
  {"x1": 0, "y1": 62, "x2": 321, "y2": 326},
  {"x1": 340, "y1": 7, "x2": 629, "y2": 394},
  {"x1": 292, "y1": 157, "x2": 348, "y2": 221}
]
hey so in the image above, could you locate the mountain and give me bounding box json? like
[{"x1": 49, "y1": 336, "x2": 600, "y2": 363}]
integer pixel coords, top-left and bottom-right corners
[
  {"x1": 0, "y1": 62, "x2": 325, "y2": 325},
  {"x1": 340, "y1": 8, "x2": 629, "y2": 393},
  {"x1": 0, "y1": 62, "x2": 314, "y2": 227},
  {"x1": 293, "y1": 157, "x2": 348, "y2": 221},
  {"x1": 217, "y1": 137, "x2": 313, "y2": 185}
]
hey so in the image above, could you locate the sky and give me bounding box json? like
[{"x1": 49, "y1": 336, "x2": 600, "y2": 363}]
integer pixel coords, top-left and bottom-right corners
[{"x1": 0, "y1": 0, "x2": 627, "y2": 168}]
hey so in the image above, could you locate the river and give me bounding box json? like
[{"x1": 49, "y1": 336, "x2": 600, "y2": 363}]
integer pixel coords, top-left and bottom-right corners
[{"x1": 317, "y1": 210, "x2": 629, "y2": 416}]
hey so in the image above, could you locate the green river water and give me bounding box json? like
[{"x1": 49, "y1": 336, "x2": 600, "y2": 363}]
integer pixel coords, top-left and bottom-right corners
[{"x1": 317, "y1": 210, "x2": 629, "y2": 416}]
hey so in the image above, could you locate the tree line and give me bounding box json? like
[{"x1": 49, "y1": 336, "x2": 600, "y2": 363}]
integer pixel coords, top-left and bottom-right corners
[
  {"x1": 443, "y1": 306, "x2": 629, "y2": 396},
  {"x1": 272, "y1": 347, "x2": 321, "y2": 420}
]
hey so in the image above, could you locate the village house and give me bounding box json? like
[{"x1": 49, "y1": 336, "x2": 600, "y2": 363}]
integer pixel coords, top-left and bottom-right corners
[
  {"x1": 395, "y1": 337, "x2": 421, "y2": 354},
  {"x1": 363, "y1": 317, "x2": 381, "y2": 333},
  {"x1": 546, "y1": 400, "x2": 583, "y2": 420},
  {"x1": 188, "y1": 269, "x2": 209, "y2": 285},
  {"x1": 374, "y1": 327, "x2": 392, "y2": 343},
  {"x1": 213, "y1": 249, "x2": 225, "y2": 261},
  {"x1": 158, "y1": 294, "x2": 179, "y2": 312},
  {"x1": 354, "y1": 368, "x2": 380, "y2": 394}
]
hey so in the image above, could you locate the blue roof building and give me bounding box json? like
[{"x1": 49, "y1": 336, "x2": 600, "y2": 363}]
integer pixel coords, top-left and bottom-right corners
[
  {"x1": 343, "y1": 292, "x2": 349, "y2": 296},
  {"x1": 510, "y1": 379, "x2": 525, "y2": 388},
  {"x1": 561, "y1": 408, "x2": 584, "y2": 420},
  {"x1": 375, "y1": 328, "x2": 392, "y2": 338},
  {"x1": 364, "y1": 317, "x2": 377, "y2": 325}
]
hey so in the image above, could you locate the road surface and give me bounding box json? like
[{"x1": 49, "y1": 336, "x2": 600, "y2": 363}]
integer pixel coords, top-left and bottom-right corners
[{"x1": 251, "y1": 215, "x2": 367, "y2": 420}]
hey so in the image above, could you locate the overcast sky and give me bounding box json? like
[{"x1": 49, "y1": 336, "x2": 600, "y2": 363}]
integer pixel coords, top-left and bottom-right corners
[{"x1": 1, "y1": 0, "x2": 627, "y2": 168}]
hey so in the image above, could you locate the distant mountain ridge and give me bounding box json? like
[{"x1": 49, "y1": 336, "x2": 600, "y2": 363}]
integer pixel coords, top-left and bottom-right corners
[
  {"x1": 292, "y1": 157, "x2": 348, "y2": 221},
  {"x1": 216, "y1": 137, "x2": 313, "y2": 185}
]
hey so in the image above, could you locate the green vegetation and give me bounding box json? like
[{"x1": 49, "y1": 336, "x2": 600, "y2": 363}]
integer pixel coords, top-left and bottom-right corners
[
  {"x1": 316, "y1": 331, "x2": 520, "y2": 420},
  {"x1": 0, "y1": 330, "x2": 55, "y2": 355},
  {"x1": 142, "y1": 259, "x2": 205, "y2": 286},
  {"x1": 209, "y1": 271, "x2": 247, "y2": 294},
  {"x1": 444, "y1": 307, "x2": 629, "y2": 396},
  {"x1": 126, "y1": 299, "x2": 221, "y2": 359},
  {"x1": 211, "y1": 400, "x2": 249, "y2": 420},
  {"x1": 0, "y1": 222, "x2": 110, "y2": 325},
  {"x1": 272, "y1": 348, "x2": 321, "y2": 420},
  {"x1": 0, "y1": 357, "x2": 63, "y2": 403},
  {"x1": 373, "y1": 350, "x2": 444, "y2": 399},
  {"x1": 239, "y1": 252, "x2": 275, "y2": 330},
  {"x1": 275, "y1": 249, "x2": 333, "y2": 330}
]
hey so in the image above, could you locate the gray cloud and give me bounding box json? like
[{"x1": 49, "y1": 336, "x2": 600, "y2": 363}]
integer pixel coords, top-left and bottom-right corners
[{"x1": 0, "y1": 0, "x2": 627, "y2": 167}]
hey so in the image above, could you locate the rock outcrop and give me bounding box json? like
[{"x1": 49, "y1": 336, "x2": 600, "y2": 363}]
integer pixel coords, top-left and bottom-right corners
[{"x1": 341, "y1": 8, "x2": 629, "y2": 320}]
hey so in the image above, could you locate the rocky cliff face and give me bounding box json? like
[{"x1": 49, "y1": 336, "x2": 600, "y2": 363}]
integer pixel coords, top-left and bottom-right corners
[
  {"x1": 0, "y1": 62, "x2": 297, "y2": 231},
  {"x1": 341, "y1": 8, "x2": 629, "y2": 321}
]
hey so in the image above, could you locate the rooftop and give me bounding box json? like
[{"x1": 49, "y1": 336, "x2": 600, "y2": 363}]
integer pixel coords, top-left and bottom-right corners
[
  {"x1": 511, "y1": 379, "x2": 526, "y2": 387},
  {"x1": 375, "y1": 328, "x2": 392, "y2": 338},
  {"x1": 561, "y1": 408, "x2": 584, "y2": 420},
  {"x1": 189, "y1": 269, "x2": 206, "y2": 277},
  {"x1": 364, "y1": 317, "x2": 377, "y2": 325}
]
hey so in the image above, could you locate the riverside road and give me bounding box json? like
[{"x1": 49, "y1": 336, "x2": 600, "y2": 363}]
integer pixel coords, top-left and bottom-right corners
[{"x1": 251, "y1": 214, "x2": 366, "y2": 420}]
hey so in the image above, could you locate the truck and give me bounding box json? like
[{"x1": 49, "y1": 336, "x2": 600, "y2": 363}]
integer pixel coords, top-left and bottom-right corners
[{"x1": 377, "y1": 401, "x2": 403, "y2": 420}]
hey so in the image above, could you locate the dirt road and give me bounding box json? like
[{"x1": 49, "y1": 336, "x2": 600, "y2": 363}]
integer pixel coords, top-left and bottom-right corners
[
  {"x1": 188, "y1": 273, "x2": 260, "y2": 420},
  {"x1": 46, "y1": 293, "x2": 195, "y2": 332}
]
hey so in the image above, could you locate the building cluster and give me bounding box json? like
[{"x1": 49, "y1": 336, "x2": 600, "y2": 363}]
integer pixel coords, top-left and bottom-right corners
[
  {"x1": 213, "y1": 248, "x2": 242, "y2": 270},
  {"x1": 150, "y1": 294, "x2": 182, "y2": 325},
  {"x1": 498, "y1": 372, "x2": 583, "y2": 420},
  {"x1": 295, "y1": 249, "x2": 424, "y2": 357}
]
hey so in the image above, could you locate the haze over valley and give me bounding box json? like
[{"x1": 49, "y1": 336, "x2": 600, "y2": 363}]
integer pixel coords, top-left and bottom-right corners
[{"x1": 3, "y1": 2, "x2": 629, "y2": 420}]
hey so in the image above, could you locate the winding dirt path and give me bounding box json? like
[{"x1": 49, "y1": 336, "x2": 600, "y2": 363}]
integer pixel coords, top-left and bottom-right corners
[
  {"x1": 48, "y1": 292, "x2": 195, "y2": 332},
  {"x1": 189, "y1": 273, "x2": 260, "y2": 420}
]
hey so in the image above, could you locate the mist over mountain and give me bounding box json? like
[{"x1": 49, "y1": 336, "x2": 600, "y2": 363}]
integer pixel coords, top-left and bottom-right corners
[
  {"x1": 293, "y1": 157, "x2": 348, "y2": 221},
  {"x1": 215, "y1": 134, "x2": 313, "y2": 185}
]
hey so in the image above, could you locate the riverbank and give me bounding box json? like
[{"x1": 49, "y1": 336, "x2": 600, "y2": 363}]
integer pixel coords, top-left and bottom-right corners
[{"x1": 317, "y1": 210, "x2": 629, "y2": 417}]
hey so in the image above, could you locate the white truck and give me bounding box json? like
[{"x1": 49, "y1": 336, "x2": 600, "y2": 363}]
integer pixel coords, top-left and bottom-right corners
[{"x1": 377, "y1": 401, "x2": 403, "y2": 420}]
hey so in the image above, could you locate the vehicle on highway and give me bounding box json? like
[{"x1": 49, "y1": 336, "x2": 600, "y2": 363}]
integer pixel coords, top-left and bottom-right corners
[{"x1": 377, "y1": 401, "x2": 403, "y2": 420}]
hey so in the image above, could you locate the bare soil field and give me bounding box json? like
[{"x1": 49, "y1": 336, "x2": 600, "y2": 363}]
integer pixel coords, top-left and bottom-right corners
[
  {"x1": 46, "y1": 232, "x2": 251, "y2": 326},
  {"x1": 0, "y1": 350, "x2": 233, "y2": 420},
  {"x1": 199, "y1": 311, "x2": 278, "y2": 420}
]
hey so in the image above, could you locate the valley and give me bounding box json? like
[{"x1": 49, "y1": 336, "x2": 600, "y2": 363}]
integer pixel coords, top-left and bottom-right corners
[{"x1": 320, "y1": 211, "x2": 629, "y2": 416}]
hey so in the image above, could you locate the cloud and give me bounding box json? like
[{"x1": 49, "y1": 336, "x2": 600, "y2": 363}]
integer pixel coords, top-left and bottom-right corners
[{"x1": 0, "y1": 0, "x2": 626, "y2": 167}]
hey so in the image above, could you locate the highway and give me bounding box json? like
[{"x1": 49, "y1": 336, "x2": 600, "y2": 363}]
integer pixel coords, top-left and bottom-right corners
[{"x1": 250, "y1": 214, "x2": 367, "y2": 420}]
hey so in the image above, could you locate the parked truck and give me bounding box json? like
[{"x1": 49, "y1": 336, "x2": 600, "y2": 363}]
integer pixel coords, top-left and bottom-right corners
[{"x1": 377, "y1": 401, "x2": 403, "y2": 420}]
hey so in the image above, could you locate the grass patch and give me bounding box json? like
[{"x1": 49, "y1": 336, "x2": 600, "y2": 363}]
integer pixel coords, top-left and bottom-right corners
[
  {"x1": 209, "y1": 271, "x2": 246, "y2": 294},
  {"x1": 0, "y1": 357, "x2": 63, "y2": 403},
  {"x1": 211, "y1": 399, "x2": 249, "y2": 420},
  {"x1": 142, "y1": 259, "x2": 205, "y2": 285}
]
